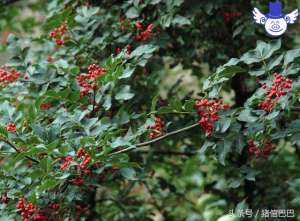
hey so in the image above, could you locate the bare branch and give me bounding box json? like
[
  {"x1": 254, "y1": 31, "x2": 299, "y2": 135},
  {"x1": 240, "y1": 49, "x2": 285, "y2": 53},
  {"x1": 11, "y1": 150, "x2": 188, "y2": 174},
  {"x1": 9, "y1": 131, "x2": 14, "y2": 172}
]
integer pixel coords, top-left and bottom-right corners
[
  {"x1": 110, "y1": 123, "x2": 199, "y2": 155},
  {"x1": 138, "y1": 150, "x2": 196, "y2": 156},
  {"x1": 0, "y1": 135, "x2": 39, "y2": 163}
]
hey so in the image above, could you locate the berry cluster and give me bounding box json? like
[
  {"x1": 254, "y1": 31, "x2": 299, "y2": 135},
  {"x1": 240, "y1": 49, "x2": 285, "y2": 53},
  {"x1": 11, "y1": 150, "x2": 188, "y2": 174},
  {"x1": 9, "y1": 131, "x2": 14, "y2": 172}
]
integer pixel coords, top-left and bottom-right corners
[
  {"x1": 49, "y1": 23, "x2": 68, "y2": 46},
  {"x1": 134, "y1": 21, "x2": 155, "y2": 42},
  {"x1": 6, "y1": 122, "x2": 16, "y2": 133},
  {"x1": 0, "y1": 67, "x2": 20, "y2": 87},
  {"x1": 16, "y1": 197, "x2": 47, "y2": 221},
  {"x1": 116, "y1": 19, "x2": 155, "y2": 55},
  {"x1": 248, "y1": 140, "x2": 274, "y2": 158},
  {"x1": 147, "y1": 117, "x2": 164, "y2": 139},
  {"x1": 76, "y1": 64, "x2": 106, "y2": 96},
  {"x1": 258, "y1": 73, "x2": 292, "y2": 112},
  {"x1": 195, "y1": 98, "x2": 230, "y2": 137},
  {"x1": 60, "y1": 148, "x2": 91, "y2": 186}
]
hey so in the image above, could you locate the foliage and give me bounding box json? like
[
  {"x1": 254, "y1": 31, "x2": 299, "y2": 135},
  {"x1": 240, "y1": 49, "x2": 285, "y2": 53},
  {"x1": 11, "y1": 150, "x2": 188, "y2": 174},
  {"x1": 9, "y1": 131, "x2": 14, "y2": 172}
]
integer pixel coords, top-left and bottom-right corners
[{"x1": 0, "y1": 0, "x2": 300, "y2": 220}]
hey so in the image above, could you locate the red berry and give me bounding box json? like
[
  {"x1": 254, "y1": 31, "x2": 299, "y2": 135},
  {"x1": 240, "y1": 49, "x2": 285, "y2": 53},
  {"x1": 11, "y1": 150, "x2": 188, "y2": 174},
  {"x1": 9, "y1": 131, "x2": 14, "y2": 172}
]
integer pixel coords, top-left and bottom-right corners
[
  {"x1": 40, "y1": 103, "x2": 51, "y2": 110},
  {"x1": 55, "y1": 39, "x2": 64, "y2": 46},
  {"x1": 76, "y1": 147, "x2": 85, "y2": 158},
  {"x1": 135, "y1": 21, "x2": 143, "y2": 30},
  {"x1": 6, "y1": 122, "x2": 16, "y2": 133},
  {"x1": 49, "y1": 202, "x2": 60, "y2": 210},
  {"x1": 71, "y1": 176, "x2": 84, "y2": 186},
  {"x1": 60, "y1": 155, "x2": 73, "y2": 170}
]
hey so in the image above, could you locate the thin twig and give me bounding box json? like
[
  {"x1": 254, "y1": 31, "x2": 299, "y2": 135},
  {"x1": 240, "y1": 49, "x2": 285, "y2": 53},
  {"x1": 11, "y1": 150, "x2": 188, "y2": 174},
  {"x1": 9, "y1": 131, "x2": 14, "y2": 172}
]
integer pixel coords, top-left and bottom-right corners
[
  {"x1": 0, "y1": 136, "x2": 39, "y2": 163},
  {"x1": 147, "y1": 111, "x2": 193, "y2": 116},
  {"x1": 110, "y1": 123, "x2": 199, "y2": 155},
  {"x1": 138, "y1": 150, "x2": 196, "y2": 157}
]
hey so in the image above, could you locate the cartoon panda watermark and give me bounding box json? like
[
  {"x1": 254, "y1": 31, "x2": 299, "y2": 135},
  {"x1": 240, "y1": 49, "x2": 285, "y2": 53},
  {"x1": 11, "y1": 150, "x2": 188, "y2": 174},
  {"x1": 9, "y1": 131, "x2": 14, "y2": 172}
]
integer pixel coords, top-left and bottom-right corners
[{"x1": 252, "y1": 1, "x2": 299, "y2": 37}]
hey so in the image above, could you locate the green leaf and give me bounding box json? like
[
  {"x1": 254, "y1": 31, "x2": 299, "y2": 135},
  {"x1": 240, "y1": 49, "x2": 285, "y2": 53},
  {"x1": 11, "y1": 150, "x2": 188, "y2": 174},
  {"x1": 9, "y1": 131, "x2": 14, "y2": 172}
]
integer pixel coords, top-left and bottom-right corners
[
  {"x1": 0, "y1": 125, "x2": 8, "y2": 137},
  {"x1": 237, "y1": 109, "x2": 258, "y2": 123},
  {"x1": 118, "y1": 67, "x2": 135, "y2": 79},
  {"x1": 38, "y1": 178, "x2": 59, "y2": 192},
  {"x1": 39, "y1": 158, "x2": 51, "y2": 174},
  {"x1": 266, "y1": 111, "x2": 280, "y2": 120},
  {"x1": 172, "y1": 15, "x2": 191, "y2": 26},
  {"x1": 46, "y1": 140, "x2": 60, "y2": 150},
  {"x1": 249, "y1": 69, "x2": 265, "y2": 76},
  {"x1": 228, "y1": 179, "x2": 241, "y2": 188},
  {"x1": 130, "y1": 44, "x2": 157, "y2": 57},
  {"x1": 111, "y1": 137, "x2": 131, "y2": 148},
  {"x1": 204, "y1": 65, "x2": 245, "y2": 90},
  {"x1": 151, "y1": 95, "x2": 159, "y2": 112},
  {"x1": 282, "y1": 63, "x2": 300, "y2": 76},
  {"x1": 284, "y1": 48, "x2": 300, "y2": 66},
  {"x1": 199, "y1": 141, "x2": 215, "y2": 154},
  {"x1": 55, "y1": 59, "x2": 69, "y2": 69},
  {"x1": 217, "y1": 214, "x2": 239, "y2": 221},
  {"x1": 160, "y1": 14, "x2": 172, "y2": 28},
  {"x1": 240, "y1": 39, "x2": 281, "y2": 64},
  {"x1": 267, "y1": 54, "x2": 283, "y2": 70},
  {"x1": 158, "y1": 106, "x2": 173, "y2": 114},
  {"x1": 26, "y1": 146, "x2": 48, "y2": 155},
  {"x1": 169, "y1": 99, "x2": 182, "y2": 112},
  {"x1": 115, "y1": 86, "x2": 135, "y2": 101},
  {"x1": 103, "y1": 95, "x2": 112, "y2": 110},
  {"x1": 171, "y1": 0, "x2": 184, "y2": 7},
  {"x1": 126, "y1": 7, "x2": 139, "y2": 18},
  {"x1": 220, "y1": 118, "x2": 231, "y2": 133},
  {"x1": 217, "y1": 141, "x2": 232, "y2": 165},
  {"x1": 150, "y1": 0, "x2": 161, "y2": 4},
  {"x1": 120, "y1": 168, "x2": 137, "y2": 180},
  {"x1": 235, "y1": 135, "x2": 245, "y2": 154}
]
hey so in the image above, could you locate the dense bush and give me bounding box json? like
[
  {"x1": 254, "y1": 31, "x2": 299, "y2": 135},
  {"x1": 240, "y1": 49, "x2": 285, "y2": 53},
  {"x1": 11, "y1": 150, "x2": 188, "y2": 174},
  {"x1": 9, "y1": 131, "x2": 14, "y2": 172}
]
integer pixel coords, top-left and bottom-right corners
[{"x1": 1, "y1": 0, "x2": 300, "y2": 220}]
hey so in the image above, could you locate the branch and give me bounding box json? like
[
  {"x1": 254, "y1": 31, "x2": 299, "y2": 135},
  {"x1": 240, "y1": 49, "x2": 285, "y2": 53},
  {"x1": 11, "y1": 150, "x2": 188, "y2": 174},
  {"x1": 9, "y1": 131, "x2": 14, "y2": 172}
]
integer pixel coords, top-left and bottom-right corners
[
  {"x1": 110, "y1": 123, "x2": 199, "y2": 155},
  {"x1": 112, "y1": 102, "x2": 300, "y2": 155},
  {"x1": 0, "y1": 136, "x2": 39, "y2": 163},
  {"x1": 138, "y1": 150, "x2": 196, "y2": 157}
]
